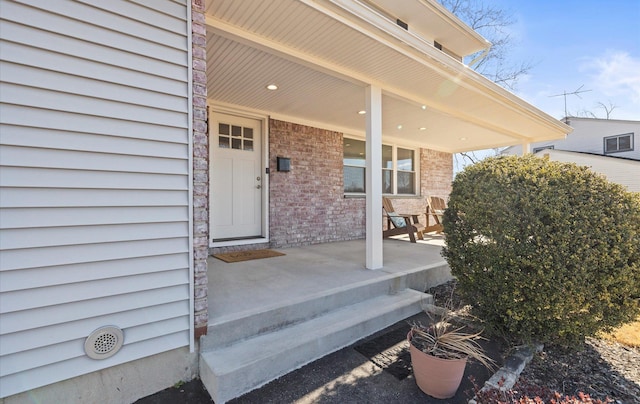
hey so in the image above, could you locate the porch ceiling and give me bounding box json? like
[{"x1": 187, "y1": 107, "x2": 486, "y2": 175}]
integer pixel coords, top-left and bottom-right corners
[{"x1": 205, "y1": 0, "x2": 571, "y2": 153}]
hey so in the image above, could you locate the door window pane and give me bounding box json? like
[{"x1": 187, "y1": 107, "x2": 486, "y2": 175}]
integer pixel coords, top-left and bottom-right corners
[
  {"x1": 218, "y1": 122, "x2": 256, "y2": 152},
  {"x1": 219, "y1": 123, "x2": 230, "y2": 136}
]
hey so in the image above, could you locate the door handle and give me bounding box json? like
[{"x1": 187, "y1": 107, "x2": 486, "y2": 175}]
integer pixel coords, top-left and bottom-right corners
[{"x1": 256, "y1": 185, "x2": 262, "y2": 189}]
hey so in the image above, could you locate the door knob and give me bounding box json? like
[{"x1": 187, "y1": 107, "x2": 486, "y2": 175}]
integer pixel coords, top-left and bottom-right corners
[{"x1": 256, "y1": 185, "x2": 262, "y2": 189}]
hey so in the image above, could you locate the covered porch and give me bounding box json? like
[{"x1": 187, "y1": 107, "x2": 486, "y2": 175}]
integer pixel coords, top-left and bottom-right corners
[
  {"x1": 200, "y1": 1, "x2": 571, "y2": 401},
  {"x1": 201, "y1": 236, "x2": 450, "y2": 402},
  {"x1": 204, "y1": 0, "x2": 571, "y2": 269},
  {"x1": 207, "y1": 236, "x2": 447, "y2": 324}
]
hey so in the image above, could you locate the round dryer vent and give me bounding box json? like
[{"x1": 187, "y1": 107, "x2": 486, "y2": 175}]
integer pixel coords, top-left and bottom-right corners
[{"x1": 84, "y1": 326, "x2": 124, "y2": 360}]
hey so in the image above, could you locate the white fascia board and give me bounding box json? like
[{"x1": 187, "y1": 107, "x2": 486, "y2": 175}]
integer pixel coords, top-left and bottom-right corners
[
  {"x1": 415, "y1": 0, "x2": 491, "y2": 50},
  {"x1": 304, "y1": 0, "x2": 571, "y2": 139},
  {"x1": 351, "y1": 0, "x2": 490, "y2": 55}
]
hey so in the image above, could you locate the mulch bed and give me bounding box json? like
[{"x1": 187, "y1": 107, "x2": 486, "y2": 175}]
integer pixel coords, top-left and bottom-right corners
[{"x1": 430, "y1": 280, "x2": 640, "y2": 404}]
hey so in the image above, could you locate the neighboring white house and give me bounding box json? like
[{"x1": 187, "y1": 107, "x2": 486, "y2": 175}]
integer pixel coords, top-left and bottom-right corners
[
  {"x1": 502, "y1": 117, "x2": 638, "y2": 159},
  {"x1": 502, "y1": 117, "x2": 639, "y2": 192},
  {"x1": 533, "y1": 149, "x2": 640, "y2": 192},
  {"x1": 0, "y1": 1, "x2": 571, "y2": 403}
]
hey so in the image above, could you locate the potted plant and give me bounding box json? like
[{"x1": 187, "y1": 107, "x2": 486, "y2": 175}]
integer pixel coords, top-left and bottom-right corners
[{"x1": 408, "y1": 306, "x2": 495, "y2": 399}]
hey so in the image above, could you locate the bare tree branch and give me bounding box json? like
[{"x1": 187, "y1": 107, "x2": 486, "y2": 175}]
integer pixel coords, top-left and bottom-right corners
[
  {"x1": 595, "y1": 101, "x2": 617, "y2": 119},
  {"x1": 439, "y1": 0, "x2": 534, "y2": 90},
  {"x1": 571, "y1": 101, "x2": 618, "y2": 119}
]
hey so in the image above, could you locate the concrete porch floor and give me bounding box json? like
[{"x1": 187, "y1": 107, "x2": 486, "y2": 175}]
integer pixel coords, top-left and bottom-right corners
[{"x1": 206, "y1": 234, "x2": 448, "y2": 325}]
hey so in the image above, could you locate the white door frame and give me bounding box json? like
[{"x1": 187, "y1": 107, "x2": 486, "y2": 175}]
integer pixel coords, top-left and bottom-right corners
[{"x1": 209, "y1": 104, "x2": 270, "y2": 248}]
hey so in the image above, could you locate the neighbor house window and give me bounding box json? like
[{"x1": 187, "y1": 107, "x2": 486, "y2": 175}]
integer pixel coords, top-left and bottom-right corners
[
  {"x1": 343, "y1": 138, "x2": 417, "y2": 195},
  {"x1": 533, "y1": 145, "x2": 554, "y2": 153},
  {"x1": 604, "y1": 133, "x2": 633, "y2": 154}
]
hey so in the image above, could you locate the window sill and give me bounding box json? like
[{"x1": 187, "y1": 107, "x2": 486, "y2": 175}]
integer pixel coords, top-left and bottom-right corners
[{"x1": 343, "y1": 194, "x2": 422, "y2": 199}]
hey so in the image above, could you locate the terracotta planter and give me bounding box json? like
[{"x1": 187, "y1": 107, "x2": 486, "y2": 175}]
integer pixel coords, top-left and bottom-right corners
[{"x1": 408, "y1": 331, "x2": 468, "y2": 399}]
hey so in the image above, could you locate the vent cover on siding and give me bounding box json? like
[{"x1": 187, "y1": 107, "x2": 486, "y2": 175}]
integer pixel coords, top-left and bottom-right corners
[{"x1": 84, "y1": 326, "x2": 124, "y2": 360}]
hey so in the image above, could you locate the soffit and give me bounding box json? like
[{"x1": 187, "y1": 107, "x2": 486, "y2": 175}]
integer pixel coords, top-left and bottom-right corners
[
  {"x1": 205, "y1": 0, "x2": 570, "y2": 153},
  {"x1": 361, "y1": 0, "x2": 490, "y2": 56}
]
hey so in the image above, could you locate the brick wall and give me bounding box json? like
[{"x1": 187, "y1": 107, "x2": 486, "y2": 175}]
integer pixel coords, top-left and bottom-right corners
[
  {"x1": 268, "y1": 119, "x2": 453, "y2": 246},
  {"x1": 420, "y1": 148, "x2": 453, "y2": 199},
  {"x1": 191, "y1": 0, "x2": 208, "y2": 338},
  {"x1": 269, "y1": 119, "x2": 365, "y2": 247}
]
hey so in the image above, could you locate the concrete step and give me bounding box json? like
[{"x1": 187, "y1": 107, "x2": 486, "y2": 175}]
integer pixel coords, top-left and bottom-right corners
[
  {"x1": 202, "y1": 263, "x2": 449, "y2": 351},
  {"x1": 199, "y1": 288, "x2": 431, "y2": 404}
]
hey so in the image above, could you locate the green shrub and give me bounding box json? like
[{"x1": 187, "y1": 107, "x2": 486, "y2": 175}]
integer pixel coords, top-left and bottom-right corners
[{"x1": 442, "y1": 155, "x2": 640, "y2": 347}]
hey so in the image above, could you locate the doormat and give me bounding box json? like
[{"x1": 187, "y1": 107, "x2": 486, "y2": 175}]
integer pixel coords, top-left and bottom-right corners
[
  {"x1": 212, "y1": 249, "x2": 285, "y2": 263},
  {"x1": 354, "y1": 323, "x2": 412, "y2": 380}
]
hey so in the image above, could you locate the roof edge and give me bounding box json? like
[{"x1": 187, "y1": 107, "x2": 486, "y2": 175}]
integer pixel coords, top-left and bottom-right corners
[{"x1": 415, "y1": 0, "x2": 491, "y2": 53}]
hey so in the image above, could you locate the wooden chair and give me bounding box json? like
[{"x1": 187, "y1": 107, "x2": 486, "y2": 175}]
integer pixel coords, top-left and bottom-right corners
[
  {"x1": 382, "y1": 197, "x2": 425, "y2": 243},
  {"x1": 424, "y1": 196, "x2": 446, "y2": 234}
]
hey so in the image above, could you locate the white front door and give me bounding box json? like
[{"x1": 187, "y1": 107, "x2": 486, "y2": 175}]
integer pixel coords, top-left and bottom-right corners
[{"x1": 210, "y1": 112, "x2": 263, "y2": 241}]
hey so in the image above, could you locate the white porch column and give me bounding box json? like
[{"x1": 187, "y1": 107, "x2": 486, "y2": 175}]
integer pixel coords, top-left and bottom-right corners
[
  {"x1": 365, "y1": 85, "x2": 383, "y2": 269},
  {"x1": 522, "y1": 142, "x2": 531, "y2": 155}
]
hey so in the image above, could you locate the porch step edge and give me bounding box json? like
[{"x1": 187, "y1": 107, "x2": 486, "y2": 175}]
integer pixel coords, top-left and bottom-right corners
[
  {"x1": 202, "y1": 264, "x2": 448, "y2": 350},
  {"x1": 200, "y1": 289, "x2": 431, "y2": 404}
]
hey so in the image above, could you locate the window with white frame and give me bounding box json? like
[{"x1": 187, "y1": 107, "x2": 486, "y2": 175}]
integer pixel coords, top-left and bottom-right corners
[
  {"x1": 604, "y1": 133, "x2": 633, "y2": 154},
  {"x1": 343, "y1": 138, "x2": 417, "y2": 195},
  {"x1": 344, "y1": 139, "x2": 366, "y2": 193}
]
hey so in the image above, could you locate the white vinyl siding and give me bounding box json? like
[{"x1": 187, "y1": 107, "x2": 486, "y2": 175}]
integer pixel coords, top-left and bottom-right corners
[
  {"x1": 502, "y1": 118, "x2": 640, "y2": 160},
  {"x1": 0, "y1": 0, "x2": 192, "y2": 398},
  {"x1": 534, "y1": 149, "x2": 640, "y2": 193}
]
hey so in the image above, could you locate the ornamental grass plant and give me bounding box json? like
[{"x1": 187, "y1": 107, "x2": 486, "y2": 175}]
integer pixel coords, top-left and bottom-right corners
[{"x1": 410, "y1": 306, "x2": 496, "y2": 370}]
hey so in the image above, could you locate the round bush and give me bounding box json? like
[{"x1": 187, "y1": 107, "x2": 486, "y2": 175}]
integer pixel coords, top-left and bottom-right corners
[{"x1": 442, "y1": 155, "x2": 640, "y2": 346}]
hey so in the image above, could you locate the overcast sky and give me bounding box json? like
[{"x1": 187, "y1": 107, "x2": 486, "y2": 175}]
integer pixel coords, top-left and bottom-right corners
[{"x1": 490, "y1": 0, "x2": 640, "y2": 121}]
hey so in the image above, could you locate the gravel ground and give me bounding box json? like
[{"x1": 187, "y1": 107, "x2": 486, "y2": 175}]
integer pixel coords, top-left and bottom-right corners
[
  {"x1": 519, "y1": 338, "x2": 639, "y2": 403},
  {"x1": 428, "y1": 281, "x2": 640, "y2": 404}
]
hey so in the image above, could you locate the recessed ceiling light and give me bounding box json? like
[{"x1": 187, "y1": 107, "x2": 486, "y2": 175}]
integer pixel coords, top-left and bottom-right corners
[
  {"x1": 419, "y1": 127, "x2": 427, "y2": 131},
  {"x1": 266, "y1": 84, "x2": 278, "y2": 90},
  {"x1": 397, "y1": 125, "x2": 403, "y2": 130},
  {"x1": 358, "y1": 110, "x2": 366, "y2": 115},
  {"x1": 421, "y1": 105, "x2": 427, "y2": 110},
  {"x1": 459, "y1": 137, "x2": 467, "y2": 141}
]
